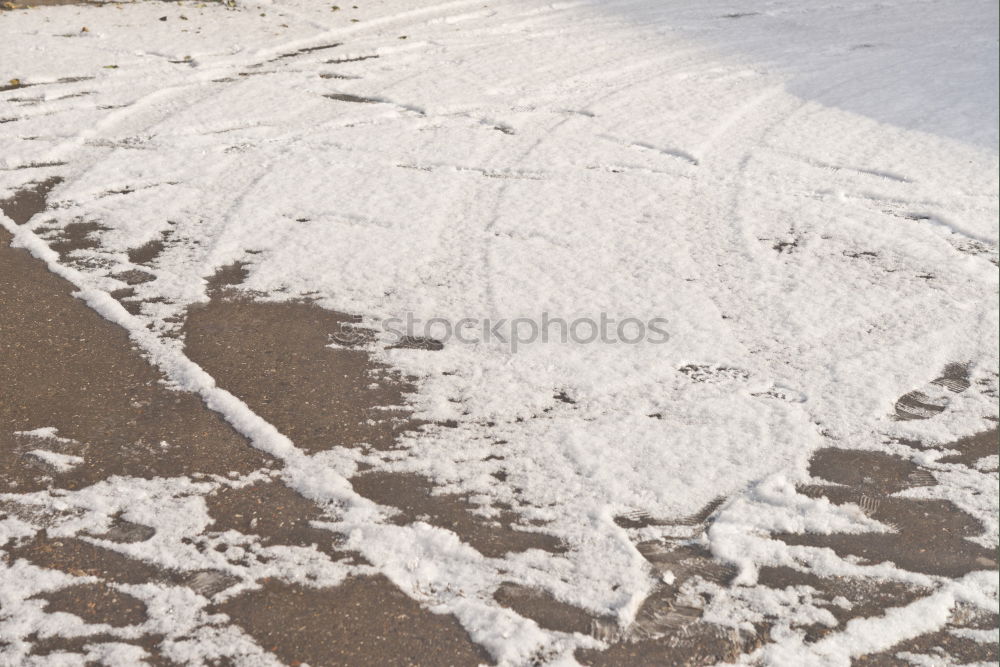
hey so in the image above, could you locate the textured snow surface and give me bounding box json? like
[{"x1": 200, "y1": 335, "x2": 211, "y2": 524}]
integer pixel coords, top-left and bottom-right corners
[{"x1": 1, "y1": 0, "x2": 997, "y2": 664}]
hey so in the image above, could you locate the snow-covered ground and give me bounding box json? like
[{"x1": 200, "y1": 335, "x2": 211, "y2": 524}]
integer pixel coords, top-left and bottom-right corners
[{"x1": 1, "y1": 0, "x2": 997, "y2": 664}]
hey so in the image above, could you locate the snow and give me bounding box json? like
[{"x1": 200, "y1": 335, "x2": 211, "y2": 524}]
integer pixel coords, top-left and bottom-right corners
[
  {"x1": 14, "y1": 427, "x2": 78, "y2": 444},
  {"x1": 1, "y1": 0, "x2": 997, "y2": 664},
  {"x1": 26, "y1": 449, "x2": 84, "y2": 472}
]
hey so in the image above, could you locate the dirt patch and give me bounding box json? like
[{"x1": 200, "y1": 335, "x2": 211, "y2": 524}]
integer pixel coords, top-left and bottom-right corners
[
  {"x1": 324, "y1": 92, "x2": 385, "y2": 104},
  {"x1": 3, "y1": 180, "x2": 436, "y2": 661},
  {"x1": 127, "y1": 237, "x2": 167, "y2": 265},
  {"x1": 212, "y1": 575, "x2": 493, "y2": 667},
  {"x1": 43, "y1": 220, "x2": 108, "y2": 258},
  {"x1": 778, "y1": 504, "x2": 995, "y2": 577},
  {"x1": 111, "y1": 268, "x2": 156, "y2": 284},
  {"x1": 0, "y1": 176, "x2": 62, "y2": 224},
  {"x1": 204, "y1": 260, "x2": 249, "y2": 294}
]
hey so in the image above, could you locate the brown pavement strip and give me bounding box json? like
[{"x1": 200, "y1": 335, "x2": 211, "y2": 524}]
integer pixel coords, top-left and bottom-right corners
[
  {"x1": 183, "y1": 295, "x2": 419, "y2": 454},
  {"x1": 776, "y1": 512, "x2": 995, "y2": 577},
  {"x1": 938, "y1": 428, "x2": 999, "y2": 467},
  {"x1": 211, "y1": 575, "x2": 493, "y2": 667},
  {"x1": 36, "y1": 581, "x2": 147, "y2": 627},
  {"x1": 493, "y1": 582, "x2": 608, "y2": 636},
  {"x1": 204, "y1": 478, "x2": 356, "y2": 561},
  {"x1": 805, "y1": 448, "x2": 935, "y2": 494},
  {"x1": 204, "y1": 260, "x2": 251, "y2": 294},
  {"x1": 781, "y1": 491, "x2": 991, "y2": 560},
  {"x1": 350, "y1": 471, "x2": 566, "y2": 558},
  {"x1": 11, "y1": 533, "x2": 173, "y2": 585},
  {"x1": 768, "y1": 391, "x2": 997, "y2": 579},
  {"x1": 0, "y1": 225, "x2": 277, "y2": 493},
  {"x1": 780, "y1": 447, "x2": 997, "y2": 577}
]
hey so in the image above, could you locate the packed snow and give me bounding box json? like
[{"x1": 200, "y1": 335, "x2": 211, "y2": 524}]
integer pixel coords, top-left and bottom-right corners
[{"x1": 1, "y1": 0, "x2": 996, "y2": 664}]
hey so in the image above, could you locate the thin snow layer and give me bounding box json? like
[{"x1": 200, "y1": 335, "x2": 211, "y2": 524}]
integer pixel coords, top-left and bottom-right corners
[
  {"x1": 1, "y1": 0, "x2": 997, "y2": 664},
  {"x1": 594, "y1": 0, "x2": 1000, "y2": 149}
]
